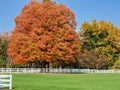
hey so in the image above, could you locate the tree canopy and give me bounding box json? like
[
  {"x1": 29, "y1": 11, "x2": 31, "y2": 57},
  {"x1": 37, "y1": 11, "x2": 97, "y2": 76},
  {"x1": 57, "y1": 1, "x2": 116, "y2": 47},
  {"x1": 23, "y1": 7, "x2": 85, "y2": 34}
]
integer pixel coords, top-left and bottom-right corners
[
  {"x1": 80, "y1": 20, "x2": 120, "y2": 68},
  {"x1": 0, "y1": 32, "x2": 11, "y2": 67},
  {"x1": 8, "y1": 1, "x2": 80, "y2": 68}
]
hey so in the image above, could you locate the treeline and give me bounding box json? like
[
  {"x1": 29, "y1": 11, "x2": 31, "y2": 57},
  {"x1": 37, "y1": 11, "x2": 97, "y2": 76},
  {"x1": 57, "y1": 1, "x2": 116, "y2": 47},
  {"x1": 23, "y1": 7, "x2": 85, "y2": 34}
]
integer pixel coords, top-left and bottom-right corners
[{"x1": 0, "y1": 0, "x2": 120, "y2": 69}]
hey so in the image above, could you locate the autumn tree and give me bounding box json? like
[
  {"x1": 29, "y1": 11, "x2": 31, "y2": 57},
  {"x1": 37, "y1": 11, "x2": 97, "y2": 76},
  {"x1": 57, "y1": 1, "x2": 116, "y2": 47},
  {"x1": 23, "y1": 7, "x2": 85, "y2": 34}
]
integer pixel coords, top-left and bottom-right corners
[
  {"x1": 80, "y1": 20, "x2": 120, "y2": 68},
  {"x1": 78, "y1": 50, "x2": 109, "y2": 69},
  {"x1": 42, "y1": 0, "x2": 51, "y2": 2},
  {"x1": 112, "y1": 57, "x2": 120, "y2": 69},
  {"x1": 8, "y1": 1, "x2": 80, "y2": 68}
]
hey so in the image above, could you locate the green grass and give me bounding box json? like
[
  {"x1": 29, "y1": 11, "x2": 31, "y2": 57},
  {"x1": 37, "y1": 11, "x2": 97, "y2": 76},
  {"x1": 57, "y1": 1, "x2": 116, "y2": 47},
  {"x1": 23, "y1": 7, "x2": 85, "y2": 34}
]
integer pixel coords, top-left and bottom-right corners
[{"x1": 12, "y1": 73, "x2": 120, "y2": 90}]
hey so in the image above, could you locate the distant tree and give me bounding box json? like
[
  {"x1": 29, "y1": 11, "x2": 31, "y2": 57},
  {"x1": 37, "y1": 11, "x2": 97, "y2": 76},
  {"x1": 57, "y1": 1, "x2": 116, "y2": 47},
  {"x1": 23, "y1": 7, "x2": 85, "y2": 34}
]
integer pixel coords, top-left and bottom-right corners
[
  {"x1": 78, "y1": 50, "x2": 108, "y2": 69},
  {"x1": 8, "y1": 1, "x2": 80, "y2": 68},
  {"x1": 42, "y1": 0, "x2": 51, "y2": 2},
  {"x1": 0, "y1": 32, "x2": 11, "y2": 68},
  {"x1": 80, "y1": 20, "x2": 120, "y2": 68}
]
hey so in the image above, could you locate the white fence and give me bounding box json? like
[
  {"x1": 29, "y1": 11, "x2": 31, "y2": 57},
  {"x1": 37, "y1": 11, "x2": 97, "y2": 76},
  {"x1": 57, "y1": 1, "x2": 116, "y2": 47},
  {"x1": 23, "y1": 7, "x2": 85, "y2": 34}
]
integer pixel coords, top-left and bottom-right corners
[
  {"x1": 0, "y1": 68, "x2": 120, "y2": 73},
  {"x1": 0, "y1": 75, "x2": 12, "y2": 89}
]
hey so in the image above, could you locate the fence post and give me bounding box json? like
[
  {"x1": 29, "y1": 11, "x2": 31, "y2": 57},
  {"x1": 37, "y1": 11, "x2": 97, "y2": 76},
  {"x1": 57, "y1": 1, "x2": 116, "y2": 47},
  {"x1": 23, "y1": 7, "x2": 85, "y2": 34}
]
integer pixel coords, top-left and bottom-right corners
[
  {"x1": 9, "y1": 75, "x2": 12, "y2": 89},
  {"x1": 2, "y1": 68, "x2": 3, "y2": 73}
]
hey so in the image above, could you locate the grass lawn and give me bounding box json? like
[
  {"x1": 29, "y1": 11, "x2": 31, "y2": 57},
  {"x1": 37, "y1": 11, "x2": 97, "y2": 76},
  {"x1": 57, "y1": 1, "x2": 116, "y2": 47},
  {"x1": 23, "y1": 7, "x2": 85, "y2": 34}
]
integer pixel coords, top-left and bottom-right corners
[{"x1": 12, "y1": 73, "x2": 120, "y2": 90}]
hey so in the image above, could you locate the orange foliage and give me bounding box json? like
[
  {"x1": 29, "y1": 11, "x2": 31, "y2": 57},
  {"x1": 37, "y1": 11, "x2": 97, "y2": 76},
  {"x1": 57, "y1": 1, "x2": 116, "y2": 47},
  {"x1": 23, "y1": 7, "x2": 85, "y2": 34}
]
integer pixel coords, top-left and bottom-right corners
[{"x1": 8, "y1": 1, "x2": 80, "y2": 65}]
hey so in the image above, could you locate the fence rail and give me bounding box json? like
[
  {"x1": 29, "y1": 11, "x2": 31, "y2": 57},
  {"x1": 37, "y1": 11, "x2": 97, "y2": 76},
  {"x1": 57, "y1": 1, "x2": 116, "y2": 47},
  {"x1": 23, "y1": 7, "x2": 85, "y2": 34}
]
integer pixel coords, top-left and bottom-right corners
[
  {"x1": 0, "y1": 75, "x2": 12, "y2": 89},
  {"x1": 0, "y1": 68, "x2": 120, "y2": 73}
]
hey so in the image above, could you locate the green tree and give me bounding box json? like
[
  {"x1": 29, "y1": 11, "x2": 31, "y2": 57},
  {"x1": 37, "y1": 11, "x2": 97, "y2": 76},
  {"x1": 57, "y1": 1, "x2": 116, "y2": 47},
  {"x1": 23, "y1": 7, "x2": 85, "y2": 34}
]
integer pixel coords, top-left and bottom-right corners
[{"x1": 0, "y1": 33, "x2": 10, "y2": 68}]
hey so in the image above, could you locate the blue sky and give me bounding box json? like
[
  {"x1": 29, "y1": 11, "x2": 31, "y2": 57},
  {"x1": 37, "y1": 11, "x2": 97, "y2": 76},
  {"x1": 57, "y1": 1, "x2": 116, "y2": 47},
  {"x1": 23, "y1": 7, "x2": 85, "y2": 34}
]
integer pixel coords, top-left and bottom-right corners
[{"x1": 0, "y1": 0, "x2": 120, "y2": 33}]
